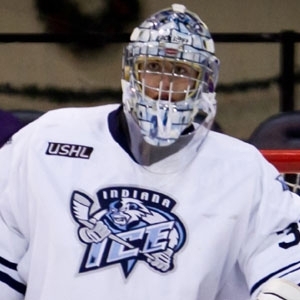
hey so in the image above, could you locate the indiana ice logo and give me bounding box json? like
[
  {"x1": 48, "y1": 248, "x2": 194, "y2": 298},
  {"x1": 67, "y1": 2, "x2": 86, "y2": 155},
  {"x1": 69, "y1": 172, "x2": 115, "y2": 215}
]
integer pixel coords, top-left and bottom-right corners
[{"x1": 70, "y1": 186, "x2": 186, "y2": 277}]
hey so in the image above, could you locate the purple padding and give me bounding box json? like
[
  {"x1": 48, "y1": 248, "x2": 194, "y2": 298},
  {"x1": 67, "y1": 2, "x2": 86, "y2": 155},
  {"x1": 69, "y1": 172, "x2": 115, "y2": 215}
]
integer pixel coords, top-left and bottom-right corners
[{"x1": 0, "y1": 110, "x2": 23, "y2": 147}]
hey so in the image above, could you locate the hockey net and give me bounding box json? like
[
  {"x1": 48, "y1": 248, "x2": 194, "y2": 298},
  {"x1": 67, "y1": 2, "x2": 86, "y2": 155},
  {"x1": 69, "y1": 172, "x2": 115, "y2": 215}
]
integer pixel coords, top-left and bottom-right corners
[{"x1": 261, "y1": 150, "x2": 300, "y2": 195}]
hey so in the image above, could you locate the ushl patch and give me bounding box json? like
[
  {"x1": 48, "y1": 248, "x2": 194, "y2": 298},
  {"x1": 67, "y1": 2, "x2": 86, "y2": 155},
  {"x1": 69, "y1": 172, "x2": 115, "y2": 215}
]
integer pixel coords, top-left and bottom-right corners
[
  {"x1": 70, "y1": 186, "x2": 186, "y2": 278},
  {"x1": 46, "y1": 142, "x2": 93, "y2": 159}
]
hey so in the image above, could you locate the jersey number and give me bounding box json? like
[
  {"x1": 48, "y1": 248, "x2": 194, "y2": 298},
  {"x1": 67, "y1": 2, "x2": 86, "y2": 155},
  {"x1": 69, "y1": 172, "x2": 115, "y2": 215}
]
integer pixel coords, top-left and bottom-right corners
[{"x1": 278, "y1": 222, "x2": 300, "y2": 249}]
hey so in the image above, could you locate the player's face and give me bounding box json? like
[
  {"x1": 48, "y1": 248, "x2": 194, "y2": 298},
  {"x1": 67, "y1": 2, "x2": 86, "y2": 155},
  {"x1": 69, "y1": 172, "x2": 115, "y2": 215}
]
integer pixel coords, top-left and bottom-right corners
[{"x1": 137, "y1": 58, "x2": 201, "y2": 102}]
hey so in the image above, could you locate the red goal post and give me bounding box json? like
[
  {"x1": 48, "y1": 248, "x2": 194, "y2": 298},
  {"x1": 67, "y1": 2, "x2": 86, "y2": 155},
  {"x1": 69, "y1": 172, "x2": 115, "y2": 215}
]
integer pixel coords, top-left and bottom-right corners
[
  {"x1": 261, "y1": 150, "x2": 300, "y2": 194},
  {"x1": 261, "y1": 150, "x2": 300, "y2": 173}
]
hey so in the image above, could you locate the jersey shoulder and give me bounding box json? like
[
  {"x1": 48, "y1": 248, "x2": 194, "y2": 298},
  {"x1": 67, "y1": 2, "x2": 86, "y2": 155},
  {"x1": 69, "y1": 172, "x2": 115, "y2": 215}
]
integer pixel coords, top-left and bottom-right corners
[
  {"x1": 206, "y1": 131, "x2": 259, "y2": 156},
  {"x1": 38, "y1": 104, "x2": 119, "y2": 127},
  {"x1": 203, "y1": 131, "x2": 269, "y2": 172},
  {"x1": 3, "y1": 104, "x2": 120, "y2": 153},
  {"x1": 16, "y1": 104, "x2": 119, "y2": 137}
]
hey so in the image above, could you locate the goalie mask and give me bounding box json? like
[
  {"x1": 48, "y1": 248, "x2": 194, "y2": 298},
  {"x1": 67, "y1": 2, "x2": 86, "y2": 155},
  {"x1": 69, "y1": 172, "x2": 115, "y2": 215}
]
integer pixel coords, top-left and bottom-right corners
[{"x1": 122, "y1": 3, "x2": 220, "y2": 148}]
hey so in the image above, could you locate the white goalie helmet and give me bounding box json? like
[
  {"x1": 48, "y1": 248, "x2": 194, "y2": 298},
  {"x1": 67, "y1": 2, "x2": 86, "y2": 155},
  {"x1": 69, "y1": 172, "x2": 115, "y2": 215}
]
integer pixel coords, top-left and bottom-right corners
[{"x1": 122, "y1": 3, "x2": 220, "y2": 147}]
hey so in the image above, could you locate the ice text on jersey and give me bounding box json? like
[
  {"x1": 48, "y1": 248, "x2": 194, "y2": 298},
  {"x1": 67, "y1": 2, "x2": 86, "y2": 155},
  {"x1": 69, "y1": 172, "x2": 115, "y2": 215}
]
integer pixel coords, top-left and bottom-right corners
[{"x1": 70, "y1": 186, "x2": 186, "y2": 278}]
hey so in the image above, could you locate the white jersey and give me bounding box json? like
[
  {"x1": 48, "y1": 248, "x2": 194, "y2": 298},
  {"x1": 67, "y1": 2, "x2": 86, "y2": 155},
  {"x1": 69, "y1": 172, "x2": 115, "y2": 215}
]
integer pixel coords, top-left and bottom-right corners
[{"x1": 1, "y1": 104, "x2": 300, "y2": 300}]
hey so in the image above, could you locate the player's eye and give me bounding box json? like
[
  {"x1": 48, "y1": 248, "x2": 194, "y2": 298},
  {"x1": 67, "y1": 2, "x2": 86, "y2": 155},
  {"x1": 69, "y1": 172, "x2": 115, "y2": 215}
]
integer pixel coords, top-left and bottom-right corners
[
  {"x1": 144, "y1": 61, "x2": 163, "y2": 73},
  {"x1": 173, "y1": 64, "x2": 200, "y2": 78},
  {"x1": 173, "y1": 65, "x2": 187, "y2": 75}
]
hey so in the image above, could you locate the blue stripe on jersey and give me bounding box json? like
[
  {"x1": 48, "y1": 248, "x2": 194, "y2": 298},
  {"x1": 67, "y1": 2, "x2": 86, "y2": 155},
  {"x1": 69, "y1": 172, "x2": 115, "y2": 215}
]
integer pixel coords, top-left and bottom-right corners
[
  {"x1": 280, "y1": 265, "x2": 300, "y2": 278},
  {"x1": 0, "y1": 256, "x2": 18, "y2": 270},
  {"x1": 250, "y1": 260, "x2": 300, "y2": 295},
  {"x1": 0, "y1": 271, "x2": 26, "y2": 295},
  {"x1": 0, "y1": 257, "x2": 26, "y2": 295}
]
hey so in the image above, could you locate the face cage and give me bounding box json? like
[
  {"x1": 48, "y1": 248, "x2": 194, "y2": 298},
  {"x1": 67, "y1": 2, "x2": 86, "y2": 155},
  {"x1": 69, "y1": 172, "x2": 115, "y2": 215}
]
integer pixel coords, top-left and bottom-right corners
[
  {"x1": 134, "y1": 56, "x2": 203, "y2": 100},
  {"x1": 123, "y1": 49, "x2": 217, "y2": 147}
]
